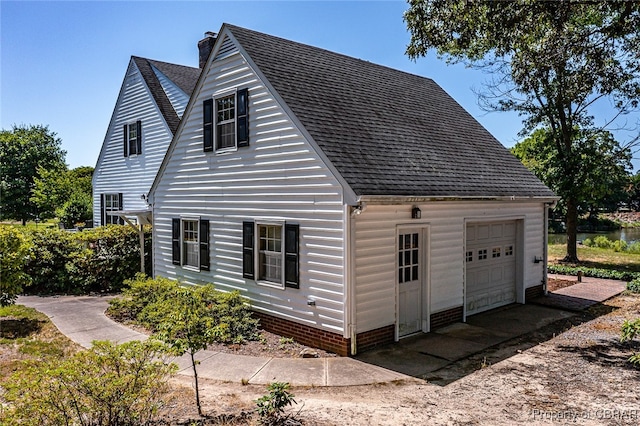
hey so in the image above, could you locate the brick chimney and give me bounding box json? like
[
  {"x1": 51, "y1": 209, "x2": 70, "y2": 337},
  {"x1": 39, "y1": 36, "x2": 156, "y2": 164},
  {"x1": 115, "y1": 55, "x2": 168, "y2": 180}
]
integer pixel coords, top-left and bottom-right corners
[{"x1": 198, "y1": 31, "x2": 217, "y2": 68}]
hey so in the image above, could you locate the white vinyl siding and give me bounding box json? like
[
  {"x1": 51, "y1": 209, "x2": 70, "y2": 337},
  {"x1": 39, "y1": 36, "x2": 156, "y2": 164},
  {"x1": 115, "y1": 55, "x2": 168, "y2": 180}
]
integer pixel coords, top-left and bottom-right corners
[
  {"x1": 353, "y1": 202, "x2": 547, "y2": 334},
  {"x1": 92, "y1": 59, "x2": 190, "y2": 227},
  {"x1": 153, "y1": 41, "x2": 347, "y2": 335},
  {"x1": 151, "y1": 64, "x2": 191, "y2": 118}
]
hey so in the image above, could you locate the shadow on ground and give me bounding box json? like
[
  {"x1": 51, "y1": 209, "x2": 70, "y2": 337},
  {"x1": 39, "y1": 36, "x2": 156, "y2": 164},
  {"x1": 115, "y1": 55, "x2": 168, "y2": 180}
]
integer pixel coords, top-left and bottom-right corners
[
  {"x1": 355, "y1": 302, "x2": 619, "y2": 386},
  {"x1": 0, "y1": 318, "x2": 43, "y2": 339}
]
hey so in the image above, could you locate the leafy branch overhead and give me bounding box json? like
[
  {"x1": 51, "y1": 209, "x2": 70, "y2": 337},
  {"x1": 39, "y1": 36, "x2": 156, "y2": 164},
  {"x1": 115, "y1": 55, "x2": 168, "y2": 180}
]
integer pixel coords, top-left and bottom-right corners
[{"x1": 405, "y1": 0, "x2": 640, "y2": 262}]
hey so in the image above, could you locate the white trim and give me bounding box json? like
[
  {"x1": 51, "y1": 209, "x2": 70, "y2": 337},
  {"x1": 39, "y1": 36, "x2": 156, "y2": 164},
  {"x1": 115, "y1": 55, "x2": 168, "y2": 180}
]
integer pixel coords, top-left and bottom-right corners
[
  {"x1": 255, "y1": 220, "x2": 286, "y2": 290},
  {"x1": 213, "y1": 88, "x2": 239, "y2": 154}
]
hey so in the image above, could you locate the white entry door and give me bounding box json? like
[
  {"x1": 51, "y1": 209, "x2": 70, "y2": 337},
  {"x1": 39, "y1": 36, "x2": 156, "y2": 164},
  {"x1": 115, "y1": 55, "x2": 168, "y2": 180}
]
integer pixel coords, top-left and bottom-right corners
[{"x1": 398, "y1": 228, "x2": 423, "y2": 337}]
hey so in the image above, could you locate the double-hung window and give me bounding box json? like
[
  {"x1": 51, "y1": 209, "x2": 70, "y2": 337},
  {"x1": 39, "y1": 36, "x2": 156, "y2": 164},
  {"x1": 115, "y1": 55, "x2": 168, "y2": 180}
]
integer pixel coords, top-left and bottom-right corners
[
  {"x1": 172, "y1": 218, "x2": 210, "y2": 271},
  {"x1": 101, "y1": 193, "x2": 123, "y2": 225},
  {"x1": 123, "y1": 120, "x2": 142, "y2": 156},
  {"x1": 242, "y1": 221, "x2": 299, "y2": 289},
  {"x1": 203, "y1": 88, "x2": 249, "y2": 152}
]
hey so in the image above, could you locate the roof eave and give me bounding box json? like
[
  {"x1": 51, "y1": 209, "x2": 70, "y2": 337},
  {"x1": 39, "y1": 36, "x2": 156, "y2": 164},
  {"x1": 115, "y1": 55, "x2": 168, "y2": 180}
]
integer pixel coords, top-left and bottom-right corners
[{"x1": 356, "y1": 194, "x2": 560, "y2": 205}]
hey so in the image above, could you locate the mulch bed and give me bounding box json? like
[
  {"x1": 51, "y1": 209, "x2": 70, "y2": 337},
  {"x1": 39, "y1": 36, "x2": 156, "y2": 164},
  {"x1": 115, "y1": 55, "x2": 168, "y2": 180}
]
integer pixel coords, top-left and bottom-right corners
[{"x1": 547, "y1": 277, "x2": 577, "y2": 292}]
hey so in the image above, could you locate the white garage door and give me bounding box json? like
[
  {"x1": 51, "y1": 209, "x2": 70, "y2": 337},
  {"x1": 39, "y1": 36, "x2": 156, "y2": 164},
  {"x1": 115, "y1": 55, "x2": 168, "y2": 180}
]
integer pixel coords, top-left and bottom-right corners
[{"x1": 466, "y1": 221, "x2": 517, "y2": 315}]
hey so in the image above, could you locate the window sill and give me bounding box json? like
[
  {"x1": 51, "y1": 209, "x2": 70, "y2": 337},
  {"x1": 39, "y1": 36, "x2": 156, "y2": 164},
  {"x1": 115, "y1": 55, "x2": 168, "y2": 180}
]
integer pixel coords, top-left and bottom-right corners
[
  {"x1": 214, "y1": 146, "x2": 238, "y2": 155},
  {"x1": 256, "y1": 280, "x2": 285, "y2": 290},
  {"x1": 181, "y1": 265, "x2": 201, "y2": 273}
]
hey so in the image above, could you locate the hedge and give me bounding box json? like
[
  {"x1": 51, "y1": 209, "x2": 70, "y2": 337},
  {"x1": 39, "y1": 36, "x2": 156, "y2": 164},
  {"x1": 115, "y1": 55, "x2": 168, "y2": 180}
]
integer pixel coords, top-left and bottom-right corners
[
  {"x1": 547, "y1": 264, "x2": 640, "y2": 283},
  {"x1": 2, "y1": 225, "x2": 151, "y2": 295}
]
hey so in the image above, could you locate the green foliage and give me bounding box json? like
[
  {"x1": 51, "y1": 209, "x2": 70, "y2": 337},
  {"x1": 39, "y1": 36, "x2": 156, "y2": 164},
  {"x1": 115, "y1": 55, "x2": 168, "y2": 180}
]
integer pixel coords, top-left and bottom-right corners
[
  {"x1": 581, "y1": 235, "x2": 639, "y2": 254},
  {"x1": 23, "y1": 227, "x2": 80, "y2": 293},
  {"x1": 0, "y1": 124, "x2": 67, "y2": 224},
  {"x1": 65, "y1": 225, "x2": 151, "y2": 293},
  {"x1": 31, "y1": 166, "x2": 94, "y2": 221},
  {"x1": 405, "y1": 1, "x2": 640, "y2": 262},
  {"x1": 547, "y1": 264, "x2": 640, "y2": 282},
  {"x1": 19, "y1": 226, "x2": 150, "y2": 295},
  {"x1": 1, "y1": 340, "x2": 177, "y2": 426},
  {"x1": 255, "y1": 382, "x2": 298, "y2": 425},
  {"x1": 627, "y1": 278, "x2": 640, "y2": 294},
  {"x1": 621, "y1": 319, "x2": 640, "y2": 367},
  {"x1": 56, "y1": 191, "x2": 93, "y2": 229},
  {"x1": 107, "y1": 274, "x2": 179, "y2": 324},
  {"x1": 0, "y1": 226, "x2": 31, "y2": 306},
  {"x1": 109, "y1": 276, "x2": 259, "y2": 416}
]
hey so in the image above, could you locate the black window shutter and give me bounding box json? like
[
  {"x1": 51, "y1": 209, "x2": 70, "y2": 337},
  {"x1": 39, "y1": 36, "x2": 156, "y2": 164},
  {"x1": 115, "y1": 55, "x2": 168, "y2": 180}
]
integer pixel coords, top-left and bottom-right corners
[
  {"x1": 172, "y1": 218, "x2": 181, "y2": 265},
  {"x1": 242, "y1": 221, "x2": 255, "y2": 279},
  {"x1": 136, "y1": 120, "x2": 142, "y2": 155},
  {"x1": 199, "y1": 219, "x2": 210, "y2": 271},
  {"x1": 123, "y1": 124, "x2": 129, "y2": 157},
  {"x1": 118, "y1": 193, "x2": 124, "y2": 225},
  {"x1": 203, "y1": 99, "x2": 213, "y2": 152},
  {"x1": 284, "y1": 223, "x2": 299, "y2": 288},
  {"x1": 100, "y1": 194, "x2": 105, "y2": 226},
  {"x1": 237, "y1": 88, "x2": 249, "y2": 147}
]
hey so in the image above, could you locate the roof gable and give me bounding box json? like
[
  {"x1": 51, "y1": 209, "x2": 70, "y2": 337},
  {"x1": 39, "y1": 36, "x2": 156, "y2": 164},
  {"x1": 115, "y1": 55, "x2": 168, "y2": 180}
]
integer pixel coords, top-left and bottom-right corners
[
  {"x1": 132, "y1": 57, "x2": 200, "y2": 134},
  {"x1": 225, "y1": 25, "x2": 555, "y2": 199}
]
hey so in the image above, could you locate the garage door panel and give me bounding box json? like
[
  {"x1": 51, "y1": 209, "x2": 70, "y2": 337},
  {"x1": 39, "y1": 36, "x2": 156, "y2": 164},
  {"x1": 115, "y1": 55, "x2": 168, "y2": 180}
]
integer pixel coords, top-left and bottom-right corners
[{"x1": 466, "y1": 221, "x2": 517, "y2": 315}]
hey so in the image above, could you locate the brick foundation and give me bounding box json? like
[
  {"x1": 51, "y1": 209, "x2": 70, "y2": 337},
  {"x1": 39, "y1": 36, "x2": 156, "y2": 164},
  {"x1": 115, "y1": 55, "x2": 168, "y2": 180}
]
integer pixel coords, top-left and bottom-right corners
[
  {"x1": 525, "y1": 284, "x2": 544, "y2": 301},
  {"x1": 355, "y1": 325, "x2": 395, "y2": 353},
  {"x1": 430, "y1": 306, "x2": 464, "y2": 330},
  {"x1": 253, "y1": 312, "x2": 351, "y2": 356}
]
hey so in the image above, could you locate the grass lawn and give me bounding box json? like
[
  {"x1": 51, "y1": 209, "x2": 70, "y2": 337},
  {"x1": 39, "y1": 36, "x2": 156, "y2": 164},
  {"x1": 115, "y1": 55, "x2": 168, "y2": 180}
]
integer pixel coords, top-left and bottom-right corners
[
  {"x1": 0, "y1": 304, "x2": 79, "y2": 381},
  {"x1": 548, "y1": 243, "x2": 640, "y2": 274}
]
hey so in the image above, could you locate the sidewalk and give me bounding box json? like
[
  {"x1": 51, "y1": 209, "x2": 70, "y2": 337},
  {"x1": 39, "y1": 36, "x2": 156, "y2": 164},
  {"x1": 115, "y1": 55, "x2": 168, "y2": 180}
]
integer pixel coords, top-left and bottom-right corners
[
  {"x1": 532, "y1": 274, "x2": 628, "y2": 311},
  {"x1": 17, "y1": 295, "x2": 412, "y2": 387},
  {"x1": 18, "y1": 275, "x2": 626, "y2": 386}
]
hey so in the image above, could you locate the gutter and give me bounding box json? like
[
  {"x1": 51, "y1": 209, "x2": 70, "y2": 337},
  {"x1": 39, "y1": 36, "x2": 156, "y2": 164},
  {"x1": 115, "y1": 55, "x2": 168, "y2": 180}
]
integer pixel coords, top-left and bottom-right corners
[{"x1": 356, "y1": 195, "x2": 560, "y2": 205}]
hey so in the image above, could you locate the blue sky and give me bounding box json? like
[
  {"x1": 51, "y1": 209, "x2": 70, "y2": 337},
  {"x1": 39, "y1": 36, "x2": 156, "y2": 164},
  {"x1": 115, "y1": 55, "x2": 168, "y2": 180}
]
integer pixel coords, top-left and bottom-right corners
[{"x1": 2, "y1": 0, "x2": 638, "y2": 170}]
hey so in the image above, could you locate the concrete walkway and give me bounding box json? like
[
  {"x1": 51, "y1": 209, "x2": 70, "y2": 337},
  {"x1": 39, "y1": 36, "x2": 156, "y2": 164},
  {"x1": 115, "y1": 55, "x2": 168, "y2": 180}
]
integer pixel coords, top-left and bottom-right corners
[{"x1": 18, "y1": 276, "x2": 626, "y2": 386}]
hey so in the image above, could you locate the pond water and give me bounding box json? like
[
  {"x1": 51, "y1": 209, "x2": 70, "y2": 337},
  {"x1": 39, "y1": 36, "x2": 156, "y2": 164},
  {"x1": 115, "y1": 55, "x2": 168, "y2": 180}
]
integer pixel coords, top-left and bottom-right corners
[{"x1": 548, "y1": 228, "x2": 640, "y2": 245}]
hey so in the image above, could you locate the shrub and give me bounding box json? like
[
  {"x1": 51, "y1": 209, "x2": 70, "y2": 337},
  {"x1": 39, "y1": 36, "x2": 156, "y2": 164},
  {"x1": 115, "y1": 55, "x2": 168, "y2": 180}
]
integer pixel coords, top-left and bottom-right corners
[
  {"x1": 255, "y1": 382, "x2": 299, "y2": 425},
  {"x1": 621, "y1": 319, "x2": 640, "y2": 367},
  {"x1": 592, "y1": 235, "x2": 613, "y2": 249},
  {"x1": 23, "y1": 227, "x2": 81, "y2": 294},
  {"x1": 627, "y1": 278, "x2": 640, "y2": 294},
  {"x1": 582, "y1": 237, "x2": 593, "y2": 247},
  {"x1": 66, "y1": 225, "x2": 152, "y2": 293},
  {"x1": 1, "y1": 340, "x2": 177, "y2": 426},
  {"x1": 627, "y1": 241, "x2": 640, "y2": 254},
  {"x1": 0, "y1": 226, "x2": 32, "y2": 306},
  {"x1": 547, "y1": 264, "x2": 640, "y2": 282},
  {"x1": 107, "y1": 274, "x2": 180, "y2": 327},
  {"x1": 56, "y1": 192, "x2": 93, "y2": 229}
]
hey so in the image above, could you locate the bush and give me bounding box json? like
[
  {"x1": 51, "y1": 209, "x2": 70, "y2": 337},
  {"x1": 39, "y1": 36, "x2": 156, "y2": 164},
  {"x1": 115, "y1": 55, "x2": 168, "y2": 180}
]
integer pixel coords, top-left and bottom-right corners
[
  {"x1": 1, "y1": 340, "x2": 177, "y2": 426},
  {"x1": 621, "y1": 319, "x2": 640, "y2": 367},
  {"x1": 56, "y1": 191, "x2": 93, "y2": 229},
  {"x1": 255, "y1": 382, "x2": 299, "y2": 425},
  {"x1": 107, "y1": 274, "x2": 180, "y2": 327},
  {"x1": 0, "y1": 226, "x2": 31, "y2": 305},
  {"x1": 627, "y1": 278, "x2": 640, "y2": 294},
  {"x1": 21, "y1": 225, "x2": 151, "y2": 295},
  {"x1": 547, "y1": 264, "x2": 640, "y2": 282},
  {"x1": 23, "y1": 227, "x2": 80, "y2": 294}
]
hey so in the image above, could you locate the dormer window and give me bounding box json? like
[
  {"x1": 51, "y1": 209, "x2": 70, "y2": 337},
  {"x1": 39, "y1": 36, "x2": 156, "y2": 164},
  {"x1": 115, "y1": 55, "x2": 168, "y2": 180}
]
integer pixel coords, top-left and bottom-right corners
[
  {"x1": 203, "y1": 88, "x2": 249, "y2": 152},
  {"x1": 123, "y1": 120, "x2": 142, "y2": 156}
]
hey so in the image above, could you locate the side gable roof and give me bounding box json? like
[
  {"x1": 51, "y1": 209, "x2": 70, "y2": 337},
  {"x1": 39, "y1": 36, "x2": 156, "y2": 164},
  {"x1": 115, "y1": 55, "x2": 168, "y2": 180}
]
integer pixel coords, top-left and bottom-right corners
[
  {"x1": 131, "y1": 57, "x2": 200, "y2": 134},
  {"x1": 225, "y1": 25, "x2": 555, "y2": 199}
]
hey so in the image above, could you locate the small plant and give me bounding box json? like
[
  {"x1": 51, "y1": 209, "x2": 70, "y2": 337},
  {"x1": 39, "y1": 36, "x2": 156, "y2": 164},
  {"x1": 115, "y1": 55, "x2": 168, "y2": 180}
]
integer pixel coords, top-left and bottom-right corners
[
  {"x1": 255, "y1": 382, "x2": 300, "y2": 425},
  {"x1": 627, "y1": 278, "x2": 640, "y2": 294},
  {"x1": 1, "y1": 340, "x2": 176, "y2": 425},
  {"x1": 621, "y1": 318, "x2": 640, "y2": 367},
  {"x1": 279, "y1": 337, "x2": 295, "y2": 348}
]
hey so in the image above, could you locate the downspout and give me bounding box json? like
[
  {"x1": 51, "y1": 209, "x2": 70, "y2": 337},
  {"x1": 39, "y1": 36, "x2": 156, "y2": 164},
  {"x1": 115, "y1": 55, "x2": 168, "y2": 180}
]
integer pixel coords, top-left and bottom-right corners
[
  {"x1": 347, "y1": 204, "x2": 358, "y2": 355},
  {"x1": 543, "y1": 202, "x2": 551, "y2": 295}
]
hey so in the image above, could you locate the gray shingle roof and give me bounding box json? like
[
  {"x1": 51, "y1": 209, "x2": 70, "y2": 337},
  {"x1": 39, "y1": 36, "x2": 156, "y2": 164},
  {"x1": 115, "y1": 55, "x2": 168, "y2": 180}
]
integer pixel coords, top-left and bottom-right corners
[
  {"x1": 226, "y1": 25, "x2": 555, "y2": 199},
  {"x1": 132, "y1": 57, "x2": 200, "y2": 135}
]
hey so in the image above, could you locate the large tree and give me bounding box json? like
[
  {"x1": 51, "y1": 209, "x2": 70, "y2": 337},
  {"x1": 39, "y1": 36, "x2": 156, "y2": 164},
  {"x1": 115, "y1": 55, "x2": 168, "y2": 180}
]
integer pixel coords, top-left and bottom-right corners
[
  {"x1": 511, "y1": 128, "x2": 632, "y2": 219},
  {"x1": 405, "y1": 0, "x2": 640, "y2": 262},
  {"x1": 0, "y1": 125, "x2": 67, "y2": 225}
]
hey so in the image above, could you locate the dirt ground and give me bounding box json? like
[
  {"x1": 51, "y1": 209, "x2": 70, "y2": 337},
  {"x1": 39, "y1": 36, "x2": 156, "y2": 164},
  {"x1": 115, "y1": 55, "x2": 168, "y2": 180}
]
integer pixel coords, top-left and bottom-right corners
[{"x1": 156, "y1": 287, "x2": 640, "y2": 425}]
